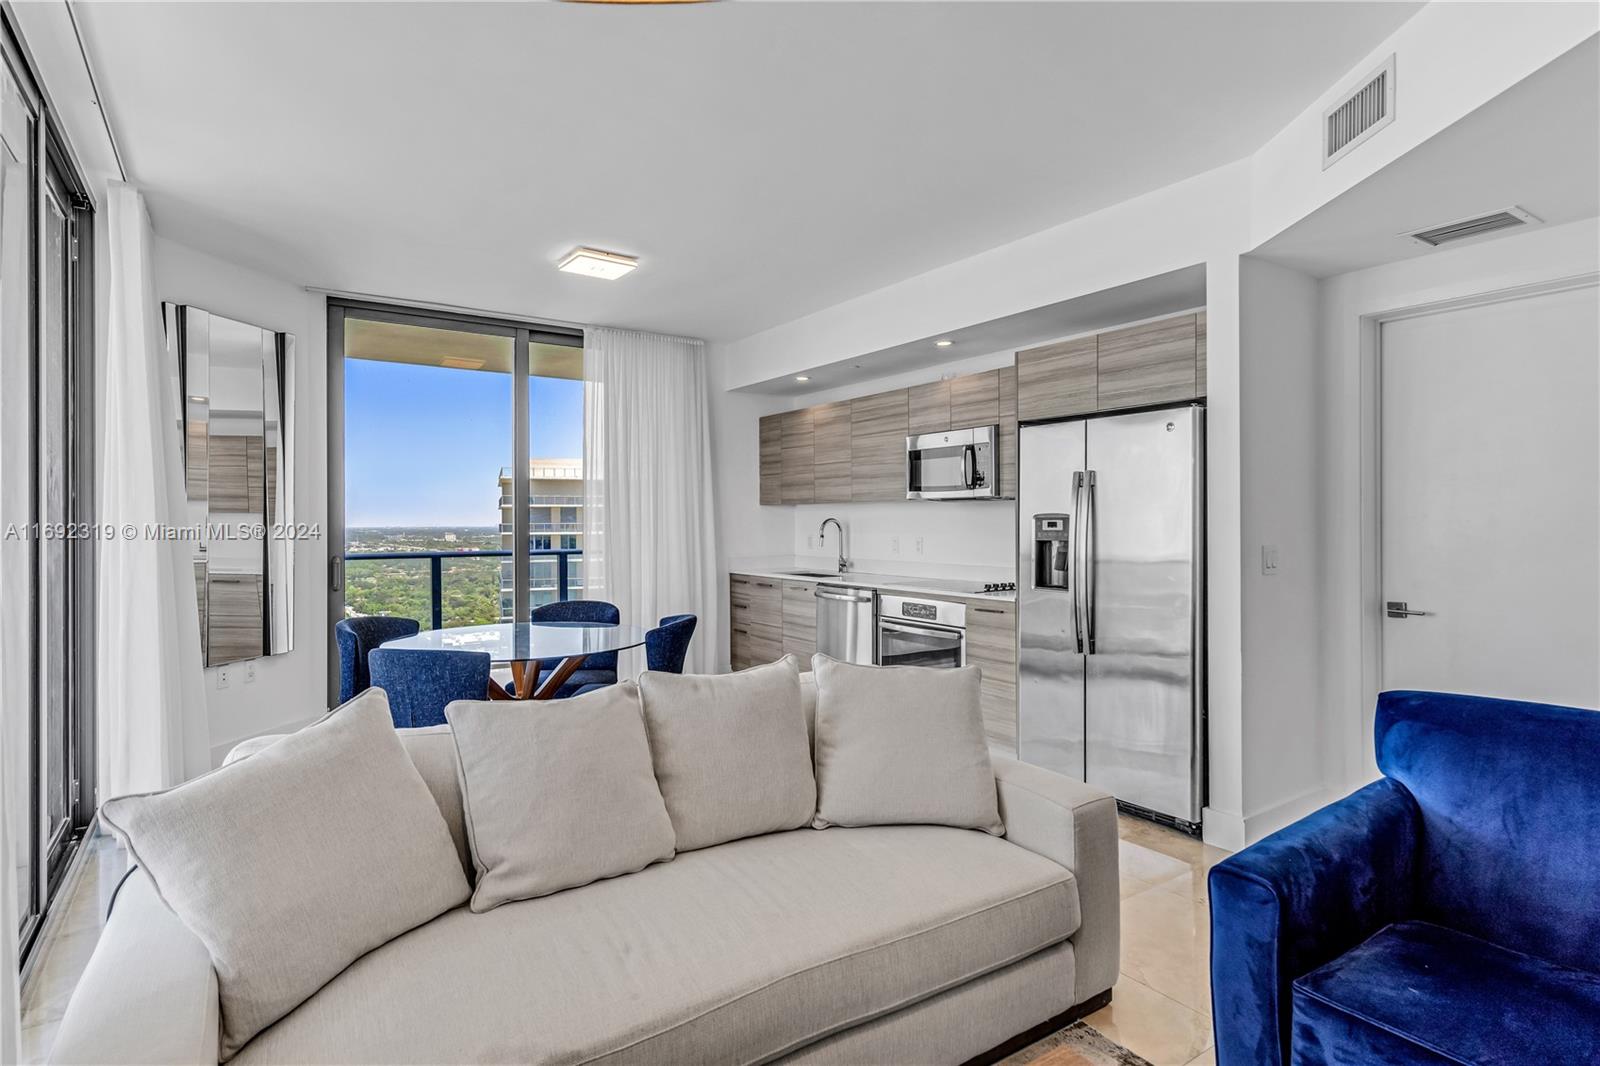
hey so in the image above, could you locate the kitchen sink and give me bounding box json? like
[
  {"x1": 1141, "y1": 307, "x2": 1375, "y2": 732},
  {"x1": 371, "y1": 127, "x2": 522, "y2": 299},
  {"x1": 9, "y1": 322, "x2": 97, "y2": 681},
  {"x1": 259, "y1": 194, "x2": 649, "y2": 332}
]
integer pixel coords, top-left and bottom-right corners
[{"x1": 786, "y1": 570, "x2": 844, "y2": 579}]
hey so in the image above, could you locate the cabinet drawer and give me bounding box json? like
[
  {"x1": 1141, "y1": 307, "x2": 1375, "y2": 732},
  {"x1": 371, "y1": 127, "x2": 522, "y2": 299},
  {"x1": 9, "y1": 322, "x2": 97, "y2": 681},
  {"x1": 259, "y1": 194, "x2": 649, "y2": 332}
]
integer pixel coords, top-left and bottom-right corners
[
  {"x1": 730, "y1": 575, "x2": 782, "y2": 625},
  {"x1": 730, "y1": 620, "x2": 782, "y2": 672}
]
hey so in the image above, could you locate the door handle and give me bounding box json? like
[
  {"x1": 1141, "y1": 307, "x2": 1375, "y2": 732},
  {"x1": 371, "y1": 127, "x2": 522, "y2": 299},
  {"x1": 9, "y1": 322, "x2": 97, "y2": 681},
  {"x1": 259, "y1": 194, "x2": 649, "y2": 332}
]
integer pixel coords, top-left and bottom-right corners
[
  {"x1": 1386, "y1": 601, "x2": 1432, "y2": 619},
  {"x1": 1084, "y1": 470, "x2": 1098, "y2": 655},
  {"x1": 1070, "y1": 472, "x2": 1085, "y2": 654},
  {"x1": 962, "y1": 444, "x2": 976, "y2": 489}
]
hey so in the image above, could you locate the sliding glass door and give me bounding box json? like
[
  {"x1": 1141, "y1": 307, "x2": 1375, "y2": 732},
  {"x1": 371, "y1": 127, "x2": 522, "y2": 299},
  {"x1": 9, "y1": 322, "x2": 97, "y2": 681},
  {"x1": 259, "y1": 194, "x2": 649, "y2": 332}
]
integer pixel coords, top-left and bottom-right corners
[
  {"x1": 0, "y1": 15, "x2": 94, "y2": 958},
  {"x1": 326, "y1": 301, "x2": 582, "y2": 703}
]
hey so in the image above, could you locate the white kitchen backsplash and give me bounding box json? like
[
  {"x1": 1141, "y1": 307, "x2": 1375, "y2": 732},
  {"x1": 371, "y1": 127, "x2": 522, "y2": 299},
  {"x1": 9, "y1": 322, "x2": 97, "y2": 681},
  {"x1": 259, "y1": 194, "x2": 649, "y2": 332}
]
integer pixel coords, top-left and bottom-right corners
[{"x1": 787, "y1": 500, "x2": 1016, "y2": 583}]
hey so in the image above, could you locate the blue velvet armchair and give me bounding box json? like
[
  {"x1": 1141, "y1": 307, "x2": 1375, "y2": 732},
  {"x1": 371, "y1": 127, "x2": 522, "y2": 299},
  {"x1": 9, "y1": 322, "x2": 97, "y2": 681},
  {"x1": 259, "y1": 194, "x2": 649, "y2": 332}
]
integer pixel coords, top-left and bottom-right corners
[{"x1": 1209, "y1": 690, "x2": 1600, "y2": 1066}]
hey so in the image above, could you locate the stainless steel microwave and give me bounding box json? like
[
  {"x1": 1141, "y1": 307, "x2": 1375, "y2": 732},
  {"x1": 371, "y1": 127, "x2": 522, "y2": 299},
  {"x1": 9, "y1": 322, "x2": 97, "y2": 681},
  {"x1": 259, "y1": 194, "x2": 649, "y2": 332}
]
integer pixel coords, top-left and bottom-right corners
[{"x1": 906, "y1": 424, "x2": 998, "y2": 500}]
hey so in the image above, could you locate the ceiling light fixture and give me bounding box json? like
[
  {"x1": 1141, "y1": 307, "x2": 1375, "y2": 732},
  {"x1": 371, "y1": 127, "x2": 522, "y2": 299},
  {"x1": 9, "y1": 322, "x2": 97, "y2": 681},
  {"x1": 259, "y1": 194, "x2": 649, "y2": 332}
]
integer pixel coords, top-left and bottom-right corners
[
  {"x1": 795, "y1": 376, "x2": 810, "y2": 382},
  {"x1": 557, "y1": 247, "x2": 638, "y2": 280},
  {"x1": 935, "y1": 339, "x2": 953, "y2": 347}
]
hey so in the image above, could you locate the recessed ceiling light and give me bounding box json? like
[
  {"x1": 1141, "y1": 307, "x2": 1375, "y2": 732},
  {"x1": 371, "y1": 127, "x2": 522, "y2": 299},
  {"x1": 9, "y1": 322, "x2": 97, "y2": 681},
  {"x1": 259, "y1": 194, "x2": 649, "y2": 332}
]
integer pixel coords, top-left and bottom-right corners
[
  {"x1": 795, "y1": 376, "x2": 810, "y2": 382},
  {"x1": 557, "y1": 247, "x2": 638, "y2": 280},
  {"x1": 935, "y1": 339, "x2": 953, "y2": 347}
]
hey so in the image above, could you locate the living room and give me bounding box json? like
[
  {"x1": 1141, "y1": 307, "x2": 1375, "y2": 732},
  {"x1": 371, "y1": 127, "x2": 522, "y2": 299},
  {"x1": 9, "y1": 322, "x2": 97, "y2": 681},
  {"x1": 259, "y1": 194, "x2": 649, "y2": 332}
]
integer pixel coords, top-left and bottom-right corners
[{"x1": 2, "y1": 3, "x2": 1597, "y2": 1065}]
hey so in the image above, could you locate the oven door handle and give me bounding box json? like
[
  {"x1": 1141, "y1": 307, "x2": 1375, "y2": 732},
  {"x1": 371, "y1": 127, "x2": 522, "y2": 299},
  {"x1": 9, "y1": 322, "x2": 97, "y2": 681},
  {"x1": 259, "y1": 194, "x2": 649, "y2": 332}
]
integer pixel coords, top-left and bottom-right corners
[{"x1": 878, "y1": 618, "x2": 964, "y2": 638}]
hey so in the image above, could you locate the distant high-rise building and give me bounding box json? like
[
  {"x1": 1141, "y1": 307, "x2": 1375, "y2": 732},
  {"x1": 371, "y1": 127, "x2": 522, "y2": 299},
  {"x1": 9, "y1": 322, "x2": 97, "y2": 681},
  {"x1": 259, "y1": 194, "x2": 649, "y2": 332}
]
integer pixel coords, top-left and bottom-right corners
[{"x1": 497, "y1": 459, "x2": 583, "y2": 620}]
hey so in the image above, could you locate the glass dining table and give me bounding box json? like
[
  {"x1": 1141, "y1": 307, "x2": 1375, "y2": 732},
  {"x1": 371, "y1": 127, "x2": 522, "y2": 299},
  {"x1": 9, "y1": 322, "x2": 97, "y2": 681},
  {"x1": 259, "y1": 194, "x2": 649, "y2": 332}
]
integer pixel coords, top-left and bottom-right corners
[{"x1": 384, "y1": 621, "x2": 647, "y2": 701}]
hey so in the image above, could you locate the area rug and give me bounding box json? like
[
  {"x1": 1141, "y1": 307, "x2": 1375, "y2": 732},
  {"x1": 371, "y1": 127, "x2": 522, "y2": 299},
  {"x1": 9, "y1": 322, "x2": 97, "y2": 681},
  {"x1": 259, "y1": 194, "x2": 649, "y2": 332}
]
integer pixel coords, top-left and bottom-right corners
[{"x1": 999, "y1": 1021, "x2": 1155, "y2": 1066}]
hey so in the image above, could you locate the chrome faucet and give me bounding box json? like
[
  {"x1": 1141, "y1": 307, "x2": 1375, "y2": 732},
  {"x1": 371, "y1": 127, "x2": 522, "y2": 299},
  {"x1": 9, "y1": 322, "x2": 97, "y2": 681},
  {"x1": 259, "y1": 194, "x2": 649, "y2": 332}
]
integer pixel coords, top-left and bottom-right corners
[{"x1": 820, "y1": 517, "x2": 848, "y2": 573}]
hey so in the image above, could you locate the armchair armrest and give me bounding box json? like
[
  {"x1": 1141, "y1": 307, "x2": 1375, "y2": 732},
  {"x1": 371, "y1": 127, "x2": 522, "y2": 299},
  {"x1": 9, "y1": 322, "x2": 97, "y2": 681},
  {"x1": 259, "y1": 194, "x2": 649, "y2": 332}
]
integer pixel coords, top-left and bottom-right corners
[
  {"x1": 991, "y1": 754, "x2": 1120, "y2": 1006},
  {"x1": 50, "y1": 869, "x2": 220, "y2": 1066},
  {"x1": 1209, "y1": 777, "x2": 1420, "y2": 1066}
]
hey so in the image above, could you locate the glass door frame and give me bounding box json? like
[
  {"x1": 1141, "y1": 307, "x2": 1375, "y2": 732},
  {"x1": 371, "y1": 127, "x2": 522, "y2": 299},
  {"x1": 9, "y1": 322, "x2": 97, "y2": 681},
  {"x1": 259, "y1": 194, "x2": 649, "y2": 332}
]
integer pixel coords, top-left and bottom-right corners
[{"x1": 324, "y1": 298, "x2": 583, "y2": 706}]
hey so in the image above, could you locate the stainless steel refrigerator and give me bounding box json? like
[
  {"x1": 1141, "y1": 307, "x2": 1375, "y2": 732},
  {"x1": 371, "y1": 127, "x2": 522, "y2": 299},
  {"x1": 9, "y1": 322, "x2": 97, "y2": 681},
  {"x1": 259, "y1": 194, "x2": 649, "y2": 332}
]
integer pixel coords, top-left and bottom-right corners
[{"x1": 1016, "y1": 404, "x2": 1205, "y2": 832}]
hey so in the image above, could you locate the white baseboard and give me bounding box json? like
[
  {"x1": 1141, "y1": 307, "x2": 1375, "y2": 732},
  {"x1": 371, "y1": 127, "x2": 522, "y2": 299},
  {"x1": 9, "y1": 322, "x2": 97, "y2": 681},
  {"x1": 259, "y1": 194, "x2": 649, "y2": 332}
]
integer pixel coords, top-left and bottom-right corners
[
  {"x1": 1242, "y1": 787, "x2": 1341, "y2": 845},
  {"x1": 1201, "y1": 807, "x2": 1246, "y2": 852}
]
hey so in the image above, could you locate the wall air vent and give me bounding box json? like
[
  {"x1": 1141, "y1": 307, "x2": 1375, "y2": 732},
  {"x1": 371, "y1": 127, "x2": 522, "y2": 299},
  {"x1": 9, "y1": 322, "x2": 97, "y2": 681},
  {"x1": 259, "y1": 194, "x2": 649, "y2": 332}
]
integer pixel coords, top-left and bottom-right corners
[
  {"x1": 1322, "y1": 55, "x2": 1396, "y2": 168},
  {"x1": 1403, "y1": 206, "x2": 1541, "y2": 249}
]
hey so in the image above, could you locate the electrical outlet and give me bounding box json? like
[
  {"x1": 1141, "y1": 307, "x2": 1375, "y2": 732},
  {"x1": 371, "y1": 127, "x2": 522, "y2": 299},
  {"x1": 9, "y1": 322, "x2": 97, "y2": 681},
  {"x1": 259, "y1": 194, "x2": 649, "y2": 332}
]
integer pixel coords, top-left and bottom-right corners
[
  {"x1": 1262, "y1": 545, "x2": 1281, "y2": 575},
  {"x1": 244, "y1": 661, "x2": 257, "y2": 684},
  {"x1": 890, "y1": 536, "x2": 901, "y2": 555},
  {"x1": 914, "y1": 537, "x2": 925, "y2": 556},
  {"x1": 216, "y1": 666, "x2": 230, "y2": 689}
]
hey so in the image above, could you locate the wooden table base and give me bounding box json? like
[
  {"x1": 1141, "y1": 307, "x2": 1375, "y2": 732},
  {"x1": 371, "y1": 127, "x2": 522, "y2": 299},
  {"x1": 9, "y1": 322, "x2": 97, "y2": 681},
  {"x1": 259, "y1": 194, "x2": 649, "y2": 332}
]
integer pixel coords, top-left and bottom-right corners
[{"x1": 506, "y1": 656, "x2": 586, "y2": 700}]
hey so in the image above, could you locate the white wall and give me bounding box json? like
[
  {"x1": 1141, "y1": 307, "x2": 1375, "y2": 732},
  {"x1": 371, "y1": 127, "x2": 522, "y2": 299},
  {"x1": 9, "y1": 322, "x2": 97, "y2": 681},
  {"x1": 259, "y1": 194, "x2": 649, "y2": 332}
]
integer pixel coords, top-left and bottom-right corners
[
  {"x1": 1313, "y1": 217, "x2": 1600, "y2": 801},
  {"x1": 153, "y1": 237, "x2": 328, "y2": 765}
]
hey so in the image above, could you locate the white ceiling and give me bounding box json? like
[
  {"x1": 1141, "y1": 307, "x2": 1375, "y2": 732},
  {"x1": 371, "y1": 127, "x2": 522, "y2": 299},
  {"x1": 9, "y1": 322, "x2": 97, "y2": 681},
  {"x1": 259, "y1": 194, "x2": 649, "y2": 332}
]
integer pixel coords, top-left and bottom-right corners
[
  {"x1": 75, "y1": 1, "x2": 1421, "y2": 341},
  {"x1": 1253, "y1": 38, "x2": 1600, "y2": 277}
]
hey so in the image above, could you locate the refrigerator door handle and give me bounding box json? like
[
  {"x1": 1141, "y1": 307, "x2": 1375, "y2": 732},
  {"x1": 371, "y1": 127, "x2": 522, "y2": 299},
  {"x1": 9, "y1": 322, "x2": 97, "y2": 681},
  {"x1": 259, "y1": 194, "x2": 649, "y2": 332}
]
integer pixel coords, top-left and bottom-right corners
[
  {"x1": 1071, "y1": 471, "x2": 1085, "y2": 654},
  {"x1": 1084, "y1": 469, "x2": 1098, "y2": 655}
]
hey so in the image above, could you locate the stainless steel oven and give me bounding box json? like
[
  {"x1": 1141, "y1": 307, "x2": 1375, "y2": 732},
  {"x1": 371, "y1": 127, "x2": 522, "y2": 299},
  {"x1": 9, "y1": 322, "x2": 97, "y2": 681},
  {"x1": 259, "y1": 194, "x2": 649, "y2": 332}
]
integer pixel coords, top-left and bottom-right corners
[
  {"x1": 876, "y1": 594, "x2": 966, "y2": 669},
  {"x1": 906, "y1": 424, "x2": 998, "y2": 500}
]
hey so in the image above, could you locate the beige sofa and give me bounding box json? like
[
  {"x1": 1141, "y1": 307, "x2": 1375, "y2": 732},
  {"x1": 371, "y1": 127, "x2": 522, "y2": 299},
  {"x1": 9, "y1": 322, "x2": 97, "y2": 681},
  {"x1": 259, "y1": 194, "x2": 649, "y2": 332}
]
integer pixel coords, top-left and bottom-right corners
[{"x1": 52, "y1": 701, "x2": 1119, "y2": 1065}]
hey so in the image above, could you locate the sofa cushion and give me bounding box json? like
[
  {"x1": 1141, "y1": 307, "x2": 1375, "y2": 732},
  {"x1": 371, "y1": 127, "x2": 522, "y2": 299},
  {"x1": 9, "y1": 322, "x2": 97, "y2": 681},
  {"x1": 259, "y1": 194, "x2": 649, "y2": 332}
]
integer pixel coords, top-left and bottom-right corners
[
  {"x1": 1290, "y1": 920, "x2": 1600, "y2": 1066},
  {"x1": 810, "y1": 655, "x2": 1003, "y2": 835},
  {"x1": 232, "y1": 825, "x2": 1079, "y2": 1066},
  {"x1": 638, "y1": 654, "x2": 815, "y2": 851},
  {"x1": 100, "y1": 690, "x2": 470, "y2": 1060},
  {"x1": 446, "y1": 682, "x2": 676, "y2": 911}
]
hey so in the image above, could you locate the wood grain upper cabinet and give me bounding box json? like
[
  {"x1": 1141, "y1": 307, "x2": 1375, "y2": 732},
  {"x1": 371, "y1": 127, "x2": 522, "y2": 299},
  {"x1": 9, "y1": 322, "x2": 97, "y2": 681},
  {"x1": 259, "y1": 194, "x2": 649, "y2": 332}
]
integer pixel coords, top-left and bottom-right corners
[
  {"x1": 780, "y1": 408, "x2": 815, "y2": 504},
  {"x1": 758, "y1": 414, "x2": 783, "y2": 505},
  {"x1": 949, "y1": 369, "x2": 1000, "y2": 427},
  {"x1": 811, "y1": 401, "x2": 853, "y2": 504},
  {"x1": 907, "y1": 380, "x2": 951, "y2": 436},
  {"x1": 851, "y1": 389, "x2": 909, "y2": 501},
  {"x1": 1195, "y1": 310, "x2": 1208, "y2": 397},
  {"x1": 997, "y1": 367, "x2": 1017, "y2": 499},
  {"x1": 1096, "y1": 314, "x2": 1198, "y2": 410},
  {"x1": 1016, "y1": 336, "x2": 1096, "y2": 422}
]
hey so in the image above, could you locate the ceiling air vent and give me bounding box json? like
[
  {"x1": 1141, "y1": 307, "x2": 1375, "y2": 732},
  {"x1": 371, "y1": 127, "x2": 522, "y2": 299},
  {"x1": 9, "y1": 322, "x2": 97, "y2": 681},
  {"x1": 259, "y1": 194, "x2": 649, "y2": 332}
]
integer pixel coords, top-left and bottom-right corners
[
  {"x1": 1322, "y1": 55, "x2": 1396, "y2": 168},
  {"x1": 1403, "y1": 206, "x2": 1541, "y2": 248}
]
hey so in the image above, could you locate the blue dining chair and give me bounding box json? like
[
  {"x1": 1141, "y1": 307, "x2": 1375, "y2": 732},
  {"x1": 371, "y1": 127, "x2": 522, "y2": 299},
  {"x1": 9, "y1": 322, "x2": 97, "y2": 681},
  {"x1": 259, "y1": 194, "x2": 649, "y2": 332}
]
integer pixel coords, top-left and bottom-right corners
[
  {"x1": 335, "y1": 616, "x2": 421, "y2": 703},
  {"x1": 512, "y1": 600, "x2": 620, "y2": 698},
  {"x1": 368, "y1": 648, "x2": 491, "y2": 728},
  {"x1": 573, "y1": 614, "x2": 697, "y2": 697}
]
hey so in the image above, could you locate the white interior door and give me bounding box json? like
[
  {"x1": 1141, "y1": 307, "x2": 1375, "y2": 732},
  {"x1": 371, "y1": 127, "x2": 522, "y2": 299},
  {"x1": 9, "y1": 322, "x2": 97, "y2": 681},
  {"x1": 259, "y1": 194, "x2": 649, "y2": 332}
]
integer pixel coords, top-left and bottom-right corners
[{"x1": 1380, "y1": 283, "x2": 1600, "y2": 708}]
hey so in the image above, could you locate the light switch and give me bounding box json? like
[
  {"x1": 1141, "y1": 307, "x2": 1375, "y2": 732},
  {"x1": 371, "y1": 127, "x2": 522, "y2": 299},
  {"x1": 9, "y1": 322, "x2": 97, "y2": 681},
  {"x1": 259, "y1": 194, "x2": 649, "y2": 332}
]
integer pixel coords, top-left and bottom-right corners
[{"x1": 1261, "y1": 545, "x2": 1281, "y2": 575}]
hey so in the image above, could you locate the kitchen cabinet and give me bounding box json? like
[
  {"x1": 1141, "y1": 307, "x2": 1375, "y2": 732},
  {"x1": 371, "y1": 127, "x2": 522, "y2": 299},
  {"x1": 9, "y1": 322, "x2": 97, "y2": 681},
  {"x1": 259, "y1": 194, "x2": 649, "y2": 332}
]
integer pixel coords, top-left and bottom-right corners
[
  {"x1": 964, "y1": 598, "x2": 1017, "y2": 753},
  {"x1": 851, "y1": 389, "x2": 909, "y2": 502},
  {"x1": 758, "y1": 414, "x2": 783, "y2": 505},
  {"x1": 1016, "y1": 336, "x2": 1097, "y2": 422},
  {"x1": 780, "y1": 408, "x2": 815, "y2": 505},
  {"x1": 811, "y1": 401, "x2": 852, "y2": 504},
  {"x1": 1196, "y1": 310, "x2": 1207, "y2": 396},
  {"x1": 948, "y1": 369, "x2": 1000, "y2": 427},
  {"x1": 907, "y1": 380, "x2": 951, "y2": 436},
  {"x1": 997, "y1": 367, "x2": 1018, "y2": 499},
  {"x1": 781, "y1": 580, "x2": 818, "y2": 658},
  {"x1": 1096, "y1": 314, "x2": 1198, "y2": 410},
  {"x1": 730, "y1": 574, "x2": 783, "y2": 671}
]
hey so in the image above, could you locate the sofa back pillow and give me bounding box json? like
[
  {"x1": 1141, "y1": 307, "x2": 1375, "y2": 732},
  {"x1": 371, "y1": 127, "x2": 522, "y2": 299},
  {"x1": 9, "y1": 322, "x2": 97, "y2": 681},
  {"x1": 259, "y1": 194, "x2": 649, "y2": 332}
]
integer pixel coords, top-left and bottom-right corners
[
  {"x1": 810, "y1": 654, "x2": 1003, "y2": 835},
  {"x1": 638, "y1": 655, "x2": 815, "y2": 851},
  {"x1": 446, "y1": 682, "x2": 676, "y2": 911},
  {"x1": 99, "y1": 689, "x2": 470, "y2": 1059}
]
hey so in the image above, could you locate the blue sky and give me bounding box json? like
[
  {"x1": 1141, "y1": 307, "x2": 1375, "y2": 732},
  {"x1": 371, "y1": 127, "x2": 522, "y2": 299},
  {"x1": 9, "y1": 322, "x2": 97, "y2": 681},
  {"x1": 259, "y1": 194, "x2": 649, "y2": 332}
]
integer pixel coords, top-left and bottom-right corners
[{"x1": 345, "y1": 360, "x2": 583, "y2": 526}]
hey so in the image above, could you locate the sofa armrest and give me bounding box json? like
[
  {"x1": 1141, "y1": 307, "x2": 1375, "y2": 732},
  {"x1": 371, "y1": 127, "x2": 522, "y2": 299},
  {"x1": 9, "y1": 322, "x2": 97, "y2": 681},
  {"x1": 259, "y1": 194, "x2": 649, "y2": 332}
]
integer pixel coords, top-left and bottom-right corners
[
  {"x1": 1208, "y1": 777, "x2": 1420, "y2": 1066},
  {"x1": 990, "y1": 754, "x2": 1119, "y2": 1006},
  {"x1": 49, "y1": 869, "x2": 220, "y2": 1066}
]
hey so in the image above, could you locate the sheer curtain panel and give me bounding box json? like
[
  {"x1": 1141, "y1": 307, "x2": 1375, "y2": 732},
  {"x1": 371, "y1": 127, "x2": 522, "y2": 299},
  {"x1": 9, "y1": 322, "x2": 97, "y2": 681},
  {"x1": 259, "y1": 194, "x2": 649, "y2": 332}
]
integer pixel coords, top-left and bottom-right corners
[
  {"x1": 97, "y1": 184, "x2": 210, "y2": 795},
  {"x1": 582, "y1": 328, "x2": 719, "y2": 675}
]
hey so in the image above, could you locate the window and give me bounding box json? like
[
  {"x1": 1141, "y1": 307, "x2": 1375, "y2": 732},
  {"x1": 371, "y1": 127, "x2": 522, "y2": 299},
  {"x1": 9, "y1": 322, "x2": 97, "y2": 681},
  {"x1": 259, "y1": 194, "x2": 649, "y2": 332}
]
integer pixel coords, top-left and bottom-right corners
[{"x1": 0, "y1": 15, "x2": 95, "y2": 961}]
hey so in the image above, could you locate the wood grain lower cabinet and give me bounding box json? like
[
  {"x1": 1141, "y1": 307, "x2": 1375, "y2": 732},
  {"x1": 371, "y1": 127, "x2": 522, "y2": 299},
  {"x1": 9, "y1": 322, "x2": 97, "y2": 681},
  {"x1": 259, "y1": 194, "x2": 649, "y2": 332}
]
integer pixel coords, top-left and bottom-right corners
[
  {"x1": 759, "y1": 415, "x2": 783, "y2": 505},
  {"x1": 811, "y1": 401, "x2": 852, "y2": 504},
  {"x1": 1016, "y1": 336, "x2": 1097, "y2": 422},
  {"x1": 851, "y1": 389, "x2": 909, "y2": 502},
  {"x1": 965, "y1": 600, "x2": 1017, "y2": 754},
  {"x1": 1096, "y1": 314, "x2": 1198, "y2": 410},
  {"x1": 730, "y1": 575, "x2": 783, "y2": 670},
  {"x1": 907, "y1": 380, "x2": 951, "y2": 436},
  {"x1": 780, "y1": 409, "x2": 815, "y2": 504},
  {"x1": 781, "y1": 581, "x2": 817, "y2": 658}
]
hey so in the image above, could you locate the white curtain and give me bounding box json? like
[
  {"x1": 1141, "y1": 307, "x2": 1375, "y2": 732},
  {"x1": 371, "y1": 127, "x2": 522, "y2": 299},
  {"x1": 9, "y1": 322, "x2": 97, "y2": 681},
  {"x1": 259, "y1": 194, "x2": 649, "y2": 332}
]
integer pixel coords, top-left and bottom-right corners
[
  {"x1": 97, "y1": 183, "x2": 210, "y2": 796},
  {"x1": 582, "y1": 328, "x2": 720, "y2": 676}
]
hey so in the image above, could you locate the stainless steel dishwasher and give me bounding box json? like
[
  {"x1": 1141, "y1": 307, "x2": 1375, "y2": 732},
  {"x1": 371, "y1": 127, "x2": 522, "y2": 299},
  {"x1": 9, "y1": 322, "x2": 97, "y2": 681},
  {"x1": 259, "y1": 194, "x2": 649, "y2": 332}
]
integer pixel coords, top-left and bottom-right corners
[{"x1": 814, "y1": 584, "x2": 877, "y2": 664}]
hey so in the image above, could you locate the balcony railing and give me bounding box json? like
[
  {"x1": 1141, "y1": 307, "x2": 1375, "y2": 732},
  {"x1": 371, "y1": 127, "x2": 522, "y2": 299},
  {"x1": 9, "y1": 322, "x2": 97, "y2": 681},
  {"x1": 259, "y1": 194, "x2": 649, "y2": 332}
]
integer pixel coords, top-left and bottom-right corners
[
  {"x1": 343, "y1": 548, "x2": 582, "y2": 630},
  {"x1": 499, "y1": 495, "x2": 584, "y2": 507}
]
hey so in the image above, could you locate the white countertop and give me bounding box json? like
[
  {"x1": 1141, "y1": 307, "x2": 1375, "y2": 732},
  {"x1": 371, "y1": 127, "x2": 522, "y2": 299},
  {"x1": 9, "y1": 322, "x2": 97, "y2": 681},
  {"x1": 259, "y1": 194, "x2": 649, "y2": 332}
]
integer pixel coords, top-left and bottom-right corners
[{"x1": 731, "y1": 568, "x2": 1015, "y2": 604}]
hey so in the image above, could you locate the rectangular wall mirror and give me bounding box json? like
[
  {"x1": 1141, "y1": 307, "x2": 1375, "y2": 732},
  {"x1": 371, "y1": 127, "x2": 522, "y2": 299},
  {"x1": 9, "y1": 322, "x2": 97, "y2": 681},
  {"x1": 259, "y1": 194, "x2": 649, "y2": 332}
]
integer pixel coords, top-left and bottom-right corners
[{"x1": 165, "y1": 303, "x2": 296, "y2": 667}]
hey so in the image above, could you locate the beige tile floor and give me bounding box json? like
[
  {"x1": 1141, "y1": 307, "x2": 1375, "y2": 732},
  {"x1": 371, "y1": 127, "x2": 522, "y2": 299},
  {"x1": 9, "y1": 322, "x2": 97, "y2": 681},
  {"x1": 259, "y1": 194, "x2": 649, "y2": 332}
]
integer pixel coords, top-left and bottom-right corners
[{"x1": 20, "y1": 816, "x2": 1226, "y2": 1066}]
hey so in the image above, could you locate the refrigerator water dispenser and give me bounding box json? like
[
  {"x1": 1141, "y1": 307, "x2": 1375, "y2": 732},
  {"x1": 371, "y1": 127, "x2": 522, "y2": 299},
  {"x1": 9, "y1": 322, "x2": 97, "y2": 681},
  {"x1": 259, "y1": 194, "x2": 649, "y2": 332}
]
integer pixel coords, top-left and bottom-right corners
[{"x1": 1032, "y1": 514, "x2": 1071, "y2": 590}]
